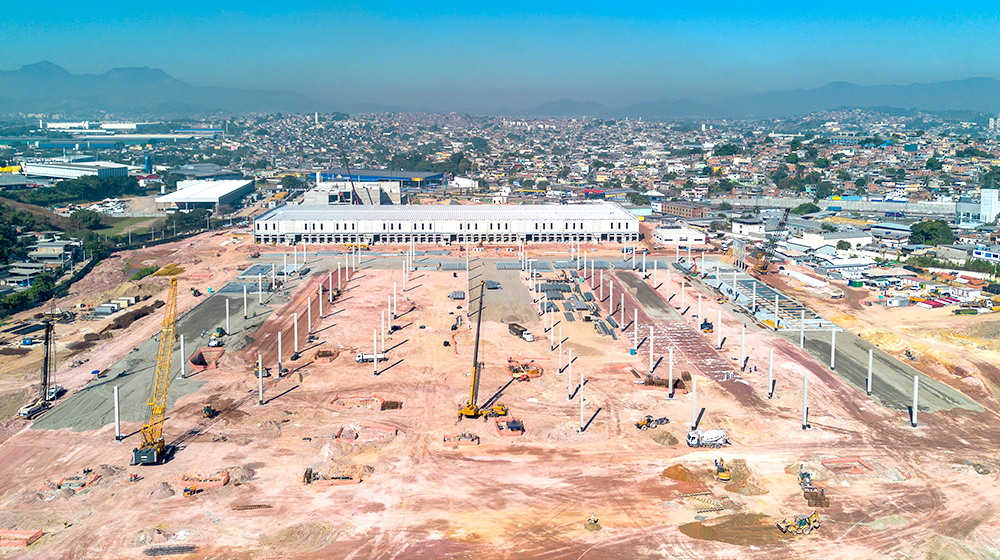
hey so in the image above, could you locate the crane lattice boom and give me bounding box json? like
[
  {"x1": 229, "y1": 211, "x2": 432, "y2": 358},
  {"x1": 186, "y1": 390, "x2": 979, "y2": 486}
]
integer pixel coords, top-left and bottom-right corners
[{"x1": 137, "y1": 276, "x2": 178, "y2": 461}]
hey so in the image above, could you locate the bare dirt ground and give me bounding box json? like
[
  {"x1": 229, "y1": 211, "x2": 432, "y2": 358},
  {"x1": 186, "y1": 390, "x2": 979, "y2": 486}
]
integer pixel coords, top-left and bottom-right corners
[{"x1": 0, "y1": 240, "x2": 999, "y2": 559}]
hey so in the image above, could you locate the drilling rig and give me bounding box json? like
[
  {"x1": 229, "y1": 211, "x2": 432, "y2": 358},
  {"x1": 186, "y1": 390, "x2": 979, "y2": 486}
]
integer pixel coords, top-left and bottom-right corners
[
  {"x1": 132, "y1": 276, "x2": 178, "y2": 465},
  {"x1": 457, "y1": 282, "x2": 508, "y2": 421},
  {"x1": 753, "y1": 208, "x2": 790, "y2": 275},
  {"x1": 17, "y1": 322, "x2": 56, "y2": 419}
]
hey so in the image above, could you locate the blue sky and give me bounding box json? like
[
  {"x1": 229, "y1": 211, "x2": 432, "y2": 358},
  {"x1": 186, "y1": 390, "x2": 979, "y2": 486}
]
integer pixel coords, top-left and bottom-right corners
[{"x1": 3, "y1": 1, "x2": 1000, "y2": 111}]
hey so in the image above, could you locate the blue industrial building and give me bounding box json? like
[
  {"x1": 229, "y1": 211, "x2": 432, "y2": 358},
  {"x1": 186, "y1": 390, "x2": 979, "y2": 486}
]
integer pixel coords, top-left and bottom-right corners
[{"x1": 319, "y1": 168, "x2": 444, "y2": 189}]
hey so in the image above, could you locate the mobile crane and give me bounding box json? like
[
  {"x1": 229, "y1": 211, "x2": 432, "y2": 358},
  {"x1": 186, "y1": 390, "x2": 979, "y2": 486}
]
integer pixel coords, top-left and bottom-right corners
[
  {"x1": 132, "y1": 276, "x2": 178, "y2": 465},
  {"x1": 457, "y1": 282, "x2": 509, "y2": 421},
  {"x1": 753, "y1": 208, "x2": 790, "y2": 275}
]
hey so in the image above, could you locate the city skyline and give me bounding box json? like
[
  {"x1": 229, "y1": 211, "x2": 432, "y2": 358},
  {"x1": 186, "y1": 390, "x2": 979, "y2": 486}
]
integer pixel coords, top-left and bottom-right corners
[{"x1": 4, "y1": 1, "x2": 1000, "y2": 112}]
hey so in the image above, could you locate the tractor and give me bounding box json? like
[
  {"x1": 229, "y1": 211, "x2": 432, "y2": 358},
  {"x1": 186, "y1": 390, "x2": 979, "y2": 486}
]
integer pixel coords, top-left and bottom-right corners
[{"x1": 776, "y1": 512, "x2": 820, "y2": 535}]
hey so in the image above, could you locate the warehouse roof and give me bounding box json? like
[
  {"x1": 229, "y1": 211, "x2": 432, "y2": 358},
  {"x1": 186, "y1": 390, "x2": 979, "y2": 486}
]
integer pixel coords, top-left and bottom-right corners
[
  {"x1": 257, "y1": 202, "x2": 637, "y2": 222},
  {"x1": 155, "y1": 179, "x2": 253, "y2": 204}
]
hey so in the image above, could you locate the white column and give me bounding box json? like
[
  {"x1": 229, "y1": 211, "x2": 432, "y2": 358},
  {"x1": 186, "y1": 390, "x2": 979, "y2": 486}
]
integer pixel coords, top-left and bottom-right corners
[
  {"x1": 283, "y1": 253, "x2": 287, "y2": 281},
  {"x1": 680, "y1": 281, "x2": 685, "y2": 311},
  {"x1": 649, "y1": 325, "x2": 654, "y2": 373},
  {"x1": 277, "y1": 331, "x2": 282, "y2": 374},
  {"x1": 697, "y1": 294, "x2": 702, "y2": 321},
  {"x1": 633, "y1": 308, "x2": 638, "y2": 347},
  {"x1": 307, "y1": 296, "x2": 312, "y2": 335},
  {"x1": 293, "y1": 313, "x2": 299, "y2": 353},
  {"x1": 567, "y1": 347, "x2": 573, "y2": 400},
  {"x1": 653, "y1": 259, "x2": 657, "y2": 286},
  {"x1": 666, "y1": 266, "x2": 671, "y2": 296},
  {"x1": 579, "y1": 369, "x2": 585, "y2": 432},
  {"x1": 751, "y1": 282, "x2": 756, "y2": 309},
  {"x1": 802, "y1": 374, "x2": 808, "y2": 430},
  {"x1": 337, "y1": 262, "x2": 342, "y2": 290},
  {"x1": 558, "y1": 325, "x2": 563, "y2": 373},
  {"x1": 774, "y1": 295, "x2": 780, "y2": 330},
  {"x1": 179, "y1": 334, "x2": 186, "y2": 379},
  {"x1": 328, "y1": 270, "x2": 333, "y2": 302},
  {"x1": 393, "y1": 282, "x2": 398, "y2": 317},
  {"x1": 768, "y1": 348, "x2": 774, "y2": 397},
  {"x1": 620, "y1": 294, "x2": 624, "y2": 327},
  {"x1": 113, "y1": 385, "x2": 121, "y2": 440},
  {"x1": 911, "y1": 375, "x2": 919, "y2": 427},
  {"x1": 740, "y1": 323, "x2": 745, "y2": 365},
  {"x1": 690, "y1": 376, "x2": 697, "y2": 430},
  {"x1": 867, "y1": 348, "x2": 873, "y2": 395},
  {"x1": 381, "y1": 311, "x2": 386, "y2": 353},
  {"x1": 800, "y1": 310, "x2": 805, "y2": 348},
  {"x1": 258, "y1": 354, "x2": 264, "y2": 405},
  {"x1": 717, "y1": 308, "x2": 722, "y2": 348},
  {"x1": 243, "y1": 285, "x2": 247, "y2": 320},
  {"x1": 668, "y1": 347, "x2": 674, "y2": 397},
  {"x1": 373, "y1": 329, "x2": 378, "y2": 375},
  {"x1": 642, "y1": 252, "x2": 646, "y2": 273},
  {"x1": 226, "y1": 298, "x2": 230, "y2": 334},
  {"x1": 830, "y1": 328, "x2": 836, "y2": 370},
  {"x1": 258, "y1": 274, "x2": 263, "y2": 304},
  {"x1": 318, "y1": 286, "x2": 323, "y2": 317}
]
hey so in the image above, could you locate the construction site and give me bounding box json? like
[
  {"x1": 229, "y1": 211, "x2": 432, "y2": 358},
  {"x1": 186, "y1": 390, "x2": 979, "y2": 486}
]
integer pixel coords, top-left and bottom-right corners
[{"x1": 0, "y1": 226, "x2": 998, "y2": 559}]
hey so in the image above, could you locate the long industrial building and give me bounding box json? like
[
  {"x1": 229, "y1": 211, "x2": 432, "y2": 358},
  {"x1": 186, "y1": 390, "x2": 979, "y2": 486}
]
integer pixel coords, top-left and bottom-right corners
[
  {"x1": 155, "y1": 179, "x2": 255, "y2": 211},
  {"x1": 253, "y1": 203, "x2": 640, "y2": 245},
  {"x1": 22, "y1": 161, "x2": 129, "y2": 179}
]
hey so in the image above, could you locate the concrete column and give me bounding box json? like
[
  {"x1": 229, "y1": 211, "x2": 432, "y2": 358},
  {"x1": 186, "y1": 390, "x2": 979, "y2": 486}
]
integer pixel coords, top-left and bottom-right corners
[
  {"x1": 800, "y1": 310, "x2": 805, "y2": 348},
  {"x1": 337, "y1": 263, "x2": 341, "y2": 290},
  {"x1": 283, "y1": 254, "x2": 287, "y2": 281},
  {"x1": 558, "y1": 325, "x2": 563, "y2": 373},
  {"x1": 666, "y1": 267, "x2": 671, "y2": 296},
  {"x1": 113, "y1": 385, "x2": 121, "y2": 440},
  {"x1": 258, "y1": 354, "x2": 264, "y2": 405},
  {"x1": 633, "y1": 308, "x2": 638, "y2": 347},
  {"x1": 697, "y1": 294, "x2": 702, "y2": 321},
  {"x1": 649, "y1": 325, "x2": 654, "y2": 373},
  {"x1": 226, "y1": 298, "x2": 230, "y2": 334},
  {"x1": 620, "y1": 294, "x2": 625, "y2": 327},
  {"x1": 329, "y1": 270, "x2": 333, "y2": 302},
  {"x1": 550, "y1": 305, "x2": 555, "y2": 349},
  {"x1": 609, "y1": 278, "x2": 614, "y2": 306},
  {"x1": 567, "y1": 347, "x2": 573, "y2": 400},
  {"x1": 802, "y1": 374, "x2": 808, "y2": 430},
  {"x1": 293, "y1": 313, "x2": 299, "y2": 353},
  {"x1": 277, "y1": 331, "x2": 282, "y2": 375},
  {"x1": 579, "y1": 370, "x2": 585, "y2": 432},
  {"x1": 653, "y1": 260, "x2": 657, "y2": 286},
  {"x1": 179, "y1": 334, "x2": 186, "y2": 379},
  {"x1": 373, "y1": 329, "x2": 378, "y2": 375},
  {"x1": 668, "y1": 347, "x2": 674, "y2": 398},
  {"x1": 307, "y1": 297, "x2": 312, "y2": 335},
  {"x1": 243, "y1": 285, "x2": 247, "y2": 320},
  {"x1": 318, "y1": 286, "x2": 323, "y2": 317},
  {"x1": 590, "y1": 260, "x2": 595, "y2": 288},
  {"x1": 717, "y1": 308, "x2": 722, "y2": 348},
  {"x1": 751, "y1": 282, "x2": 756, "y2": 309},
  {"x1": 642, "y1": 252, "x2": 646, "y2": 273},
  {"x1": 388, "y1": 296, "x2": 392, "y2": 324},
  {"x1": 740, "y1": 323, "x2": 745, "y2": 365},
  {"x1": 680, "y1": 281, "x2": 685, "y2": 311},
  {"x1": 600, "y1": 277, "x2": 604, "y2": 301},
  {"x1": 690, "y1": 376, "x2": 697, "y2": 431},
  {"x1": 271, "y1": 263, "x2": 275, "y2": 287},
  {"x1": 830, "y1": 328, "x2": 836, "y2": 370},
  {"x1": 774, "y1": 295, "x2": 780, "y2": 330},
  {"x1": 867, "y1": 348, "x2": 873, "y2": 396},
  {"x1": 258, "y1": 274, "x2": 263, "y2": 304},
  {"x1": 768, "y1": 348, "x2": 774, "y2": 397},
  {"x1": 381, "y1": 310, "x2": 386, "y2": 353},
  {"x1": 393, "y1": 282, "x2": 398, "y2": 317},
  {"x1": 911, "y1": 375, "x2": 919, "y2": 427}
]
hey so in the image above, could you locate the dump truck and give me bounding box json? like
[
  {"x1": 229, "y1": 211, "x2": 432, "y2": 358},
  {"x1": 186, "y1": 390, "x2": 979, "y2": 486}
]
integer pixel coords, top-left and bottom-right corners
[
  {"x1": 700, "y1": 319, "x2": 714, "y2": 333},
  {"x1": 776, "y1": 512, "x2": 820, "y2": 535},
  {"x1": 508, "y1": 323, "x2": 534, "y2": 342},
  {"x1": 686, "y1": 429, "x2": 730, "y2": 448},
  {"x1": 355, "y1": 353, "x2": 387, "y2": 364},
  {"x1": 635, "y1": 415, "x2": 670, "y2": 430}
]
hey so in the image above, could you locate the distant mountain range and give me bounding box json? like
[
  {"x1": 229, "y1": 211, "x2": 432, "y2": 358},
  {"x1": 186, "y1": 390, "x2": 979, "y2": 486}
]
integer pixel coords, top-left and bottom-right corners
[
  {"x1": 4, "y1": 61, "x2": 1000, "y2": 119},
  {"x1": 521, "y1": 78, "x2": 1000, "y2": 119},
  {"x1": 0, "y1": 61, "x2": 330, "y2": 117}
]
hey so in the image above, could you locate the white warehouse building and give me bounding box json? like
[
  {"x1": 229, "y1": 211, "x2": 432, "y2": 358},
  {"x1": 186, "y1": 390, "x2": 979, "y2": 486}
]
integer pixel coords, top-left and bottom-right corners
[{"x1": 253, "y1": 203, "x2": 640, "y2": 245}]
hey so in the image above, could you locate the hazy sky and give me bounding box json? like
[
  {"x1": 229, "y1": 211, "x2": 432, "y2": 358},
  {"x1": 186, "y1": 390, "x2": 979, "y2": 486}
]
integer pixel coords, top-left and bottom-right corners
[{"x1": 4, "y1": 1, "x2": 1000, "y2": 111}]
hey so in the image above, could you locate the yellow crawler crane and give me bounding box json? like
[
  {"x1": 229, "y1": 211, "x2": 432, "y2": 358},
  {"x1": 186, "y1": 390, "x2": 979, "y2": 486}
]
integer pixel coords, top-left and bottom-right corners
[
  {"x1": 457, "y1": 282, "x2": 508, "y2": 421},
  {"x1": 132, "y1": 277, "x2": 178, "y2": 465}
]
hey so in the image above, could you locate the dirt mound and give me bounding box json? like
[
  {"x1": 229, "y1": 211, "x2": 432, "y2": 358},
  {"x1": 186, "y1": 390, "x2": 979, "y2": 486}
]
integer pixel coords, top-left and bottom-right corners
[
  {"x1": 261, "y1": 420, "x2": 282, "y2": 437},
  {"x1": 663, "y1": 464, "x2": 699, "y2": 482},
  {"x1": 723, "y1": 459, "x2": 768, "y2": 496},
  {"x1": 15, "y1": 491, "x2": 43, "y2": 504},
  {"x1": 129, "y1": 528, "x2": 167, "y2": 547},
  {"x1": 962, "y1": 320, "x2": 1000, "y2": 340},
  {"x1": 259, "y1": 522, "x2": 336, "y2": 551},
  {"x1": 652, "y1": 431, "x2": 679, "y2": 446},
  {"x1": 226, "y1": 465, "x2": 256, "y2": 482},
  {"x1": 0, "y1": 348, "x2": 30, "y2": 356},
  {"x1": 97, "y1": 464, "x2": 122, "y2": 478},
  {"x1": 217, "y1": 352, "x2": 247, "y2": 369},
  {"x1": 679, "y1": 513, "x2": 790, "y2": 546},
  {"x1": 149, "y1": 481, "x2": 175, "y2": 500},
  {"x1": 583, "y1": 521, "x2": 602, "y2": 532}
]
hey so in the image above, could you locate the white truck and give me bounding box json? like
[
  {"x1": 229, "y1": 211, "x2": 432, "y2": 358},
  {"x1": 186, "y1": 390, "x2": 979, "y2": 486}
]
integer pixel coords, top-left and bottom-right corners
[
  {"x1": 686, "y1": 429, "x2": 730, "y2": 448},
  {"x1": 508, "y1": 323, "x2": 534, "y2": 342},
  {"x1": 355, "y1": 353, "x2": 388, "y2": 364}
]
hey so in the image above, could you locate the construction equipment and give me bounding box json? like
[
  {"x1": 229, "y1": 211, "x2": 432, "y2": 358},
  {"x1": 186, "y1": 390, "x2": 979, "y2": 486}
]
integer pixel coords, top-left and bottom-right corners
[
  {"x1": 508, "y1": 323, "x2": 534, "y2": 342},
  {"x1": 203, "y1": 405, "x2": 215, "y2": 419},
  {"x1": 798, "y1": 467, "x2": 814, "y2": 489},
  {"x1": 507, "y1": 359, "x2": 542, "y2": 381},
  {"x1": 355, "y1": 353, "x2": 387, "y2": 364},
  {"x1": 183, "y1": 485, "x2": 198, "y2": 497},
  {"x1": 700, "y1": 319, "x2": 714, "y2": 333},
  {"x1": 458, "y1": 282, "x2": 509, "y2": 421},
  {"x1": 17, "y1": 322, "x2": 56, "y2": 419},
  {"x1": 714, "y1": 458, "x2": 732, "y2": 482},
  {"x1": 635, "y1": 415, "x2": 670, "y2": 430},
  {"x1": 249, "y1": 252, "x2": 260, "y2": 259},
  {"x1": 344, "y1": 243, "x2": 370, "y2": 251},
  {"x1": 776, "y1": 512, "x2": 820, "y2": 535},
  {"x1": 686, "y1": 429, "x2": 731, "y2": 448},
  {"x1": 132, "y1": 277, "x2": 178, "y2": 466},
  {"x1": 753, "y1": 208, "x2": 790, "y2": 275},
  {"x1": 190, "y1": 287, "x2": 202, "y2": 297}
]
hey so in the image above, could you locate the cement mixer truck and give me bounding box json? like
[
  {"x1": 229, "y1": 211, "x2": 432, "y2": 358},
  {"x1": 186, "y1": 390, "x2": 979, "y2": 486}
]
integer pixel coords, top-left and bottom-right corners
[{"x1": 686, "y1": 429, "x2": 730, "y2": 448}]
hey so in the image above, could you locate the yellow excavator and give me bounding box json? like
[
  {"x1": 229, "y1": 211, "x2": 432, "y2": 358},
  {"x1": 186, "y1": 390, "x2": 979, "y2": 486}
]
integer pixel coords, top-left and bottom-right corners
[
  {"x1": 714, "y1": 458, "x2": 732, "y2": 482},
  {"x1": 457, "y1": 282, "x2": 509, "y2": 421},
  {"x1": 132, "y1": 276, "x2": 178, "y2": 465}
]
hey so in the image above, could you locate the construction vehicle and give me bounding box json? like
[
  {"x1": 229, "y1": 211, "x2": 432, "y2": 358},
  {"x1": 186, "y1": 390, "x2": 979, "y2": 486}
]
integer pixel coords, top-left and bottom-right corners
[
  {"x1": 508, "y1": 323, "x2": 534, "y2": 342},
  {"x1": 254, "y1": 362, "x2": 272, "y2": 377},
  {"x1": 18, "y1": 322, "x2": 56, "y2": 419},
  {"x1": 203, "y1": 405, "x2": 215, "y2": 419},
  {"x1": 458, "y1": 282, "x2": 510, "y2": 422},
  {"x1": 798, "y1": 467, "x2": 814, "y2": 489},
  {"x1": 131, "y1": 277, "x2": 179, "y2": 466},
  {"x1": 753, "y1": 208, "x2": 790, "y2": 275},
  {"x1": 355, "y1": 353, "x2": 387, "y2": 363},
  {"x1": 508, "y1": 359, "x2": 542, "y2": 381},
  {"x1": 776, "y1": 511, "x2": 820, "y2": 535},
  {"x1": 344, "y1": 243, "x2": 370, "y2": 251},
  {"x1": 249, "y1": 251, "x2": 260, "y2": 259},
  {"x1": 635, "y1": 415, "x2": 670, "y2": 430},
  {"x1": 183, "y1": 485, "x2": 198, "y2": 497},
  {"x1": 686, "y1": 429, "x2": 731, "y2": 448},
  {"x1": 700, "y1": 319, "x2": 714, "y2": 333},
  {"x1": 714, "y1": 458, "x2": 732, "y2": 482},
  {"x1": 190, "y1": 287, "x2": 202, "y2": 297}
]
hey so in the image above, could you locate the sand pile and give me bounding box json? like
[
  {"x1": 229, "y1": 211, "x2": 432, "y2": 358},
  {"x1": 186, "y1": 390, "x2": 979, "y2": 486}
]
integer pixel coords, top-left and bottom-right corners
[
  {"x1": 261, "y1": 420, "x2": 282, "y2": 437},
  {"x1": 259, "y1": 522, "x2": 336, "y2": 551},
  {"x1": 663, "y1": 464, "x2": 699, "y2": 482},
  {"x1": 679, "y1": 513, "x2": 790, "y2": 546},
  {"x1": 226, "y1": 465, "x2": 257, "y2": 482},
  {"x1": 651, "y1": 431, "x2": 679, "y2": 446},
  {"x1": 149, "y1": 482, "x2": 175, "y2": 500},
  {"x1": 723, "y1": 459, "x2": 768, "y2": 496}
]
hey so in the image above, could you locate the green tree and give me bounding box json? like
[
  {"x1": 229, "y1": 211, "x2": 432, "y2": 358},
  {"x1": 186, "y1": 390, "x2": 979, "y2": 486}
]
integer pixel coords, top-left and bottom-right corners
[
  {"x1": 627, "y1": 192, "x2": 650, "y2": 205},
  {"x1": 713, "y1": 144, "x2": 740, "y2": 156},
  {"x1": 814, "y1": 158, "x2": 831, "y2": 168},
  {"x1": 785, "y1": 153, "x2": 799, "y2": 164},
  {"x1": 69, "y1": 209, "x2": 102, "y2": 230},
  {"x1": 909, "y1": 220, "x2": 955, "y2": 246},
  {"x1": 836, "y1": 240, "x2": 852, "y2": 250},
  {"x1": 837, "y1": 170, "x2": 852, "y2": 181},
  {"x1": 280, "y1": 175, "x2": 305, "y2": 190},
  {"x1": 718, "y1": 202, "x2": 733, "y2": 210},
  {"x1": 791, "y1": 202, "x2": 820, "y2": 215},
  {"x1": 926, "y1": 157, "x2": 943, "y2": 171}
]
